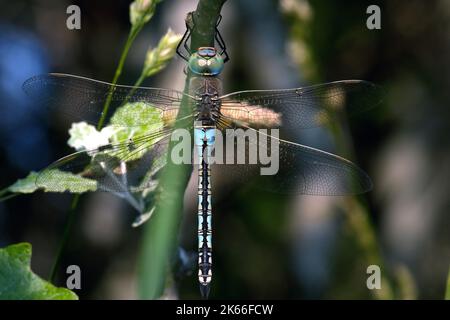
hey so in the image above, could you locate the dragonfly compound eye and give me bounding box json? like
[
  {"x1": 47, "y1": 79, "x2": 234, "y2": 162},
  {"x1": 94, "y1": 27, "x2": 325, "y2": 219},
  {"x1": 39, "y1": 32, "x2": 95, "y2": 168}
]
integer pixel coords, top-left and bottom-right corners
[{"x1": 188, "y1": 49, "x2": 224, "y2": 76}]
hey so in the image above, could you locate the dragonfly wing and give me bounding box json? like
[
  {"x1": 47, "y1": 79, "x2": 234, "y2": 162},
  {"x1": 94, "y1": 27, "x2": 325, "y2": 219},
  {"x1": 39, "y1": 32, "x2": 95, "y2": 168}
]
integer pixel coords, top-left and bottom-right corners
[
  {"x1": 219, "y1": 80, "x2": 384, "y2": 130},
  {"x1": 213, "y1": 125, "x2": 372, "y2": 195},
  {"x1": 36, "y1": 127, "x2": 174, "y2": 196},
  {"x1": 22, "y1": 73, "x2": 187, "y2": 127}
]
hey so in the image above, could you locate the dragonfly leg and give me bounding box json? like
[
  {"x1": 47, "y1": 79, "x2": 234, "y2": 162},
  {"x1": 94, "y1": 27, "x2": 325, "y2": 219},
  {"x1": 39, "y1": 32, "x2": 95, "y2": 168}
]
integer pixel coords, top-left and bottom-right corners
[
  {"x1": 176, "y1": 26, "x2": 191, "y2": 62},
  {"x1": 215, "y1": 27, "x2": 229, "y2": 63},
  {"x1": 183, "y1": 32, "x2": 191, "y2": 54},
  {"x1": 214, "y1": 14, "x2": 230, "y2": 62},
  {"x1": 176, "y1": 13, "x2": 229, "y2": 62}
]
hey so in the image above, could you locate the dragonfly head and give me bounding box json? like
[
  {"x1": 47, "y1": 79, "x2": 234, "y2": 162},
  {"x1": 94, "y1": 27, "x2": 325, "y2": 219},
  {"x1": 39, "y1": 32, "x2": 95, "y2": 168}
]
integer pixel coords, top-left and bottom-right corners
[{"x1": 188, "y1": 47, "x2": 224, "y2": 76}]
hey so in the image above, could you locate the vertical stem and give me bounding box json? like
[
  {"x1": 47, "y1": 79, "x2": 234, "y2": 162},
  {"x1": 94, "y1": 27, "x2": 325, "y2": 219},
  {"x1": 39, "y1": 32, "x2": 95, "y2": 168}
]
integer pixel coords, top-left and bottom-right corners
[
  {"x1": 328, "y1": 120, "x2": 394, "y2": 299},
  {"x1": 49, "y1": 195, "x2": 80, "y2": 282},
  {"x1": 138, "y1": 0, "x2": 227, "y2": 299},
  {"x1": 445, "y1": 266, "x2": 450, "y2": 300},
  {"x1": 123, "y1": 72, "x2": 147, "y2": 104},
  {"x1": 97, "y1": 27, "x2": 141, "y2": 130},
  {"x1": 133, "y1": 73, "x2": 147, "y2": 89}
]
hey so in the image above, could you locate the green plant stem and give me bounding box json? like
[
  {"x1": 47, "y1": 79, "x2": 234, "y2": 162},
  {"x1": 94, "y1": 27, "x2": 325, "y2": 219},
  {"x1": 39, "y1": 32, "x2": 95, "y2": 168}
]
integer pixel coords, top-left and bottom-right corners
[
  {"x1": 0, "y1": 193, "x2": 19, "y2": 202},
  {"x1": 0, "y1": 188, "x2": 8, "y2": 198},
  {"x1": 328, "y1": 120, "x2": 394, "y2": 299},
  {"x1": 446, "y1": 266, "x2": 450, "y2": 300},
  {"x1": 134, "y1": 73, "x2": 146, "y2": 88},
  {"x1": 97, "y1": 26, "x2": 142, "y2": 130},
  {"x1": 0, "y1": 186, "x2": 16, "y2": 201},
  {"x1": 49, "y1": 195, "x2": 80, "y2": 282},
  {"x1": 124, "y1": 72, "x2": 147, "y2": 104},
  {"x1": 138, "y1": 0, "x2": 227, "y2": 299},
  {"x1": 284, "y1": 3, "x2": 395, "y2": 298}
]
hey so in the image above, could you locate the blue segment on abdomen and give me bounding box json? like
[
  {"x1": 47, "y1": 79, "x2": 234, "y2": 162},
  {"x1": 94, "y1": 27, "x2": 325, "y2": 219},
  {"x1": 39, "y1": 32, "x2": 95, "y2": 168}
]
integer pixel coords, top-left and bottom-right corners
[{"x1": 194, "y1": 128, "x2": 216, "y2": 146}]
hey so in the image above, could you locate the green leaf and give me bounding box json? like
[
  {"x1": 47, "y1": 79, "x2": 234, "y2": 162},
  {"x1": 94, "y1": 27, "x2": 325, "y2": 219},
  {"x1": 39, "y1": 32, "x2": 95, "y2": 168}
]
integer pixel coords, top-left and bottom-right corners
[
  {"x1": 7, "y1": 170, "x2": 97, "y2": 194},
  {"x1": 7, "y1": 172, "x2": 40, "y2": 194},
  {"x1": 110, "y1": 102, "x2": 164, "y2": 129},
  {"x1": 0, "y1": 243, "x2": 78, "y2": 300},
  {"x1": 108, "y1": 102, "x2": 165, "y2": 161},
  {"x1": 6, "y1": 103, "x2": 164, "y2": 197}
]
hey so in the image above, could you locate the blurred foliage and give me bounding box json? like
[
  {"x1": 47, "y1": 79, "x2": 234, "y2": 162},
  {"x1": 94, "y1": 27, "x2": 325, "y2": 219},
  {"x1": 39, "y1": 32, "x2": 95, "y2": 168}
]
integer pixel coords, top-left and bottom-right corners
[
  {"x1": 97, "y1": 0, "x2": 164, "y2": 129},
  {"x1": 5, "y1": 170, "x2": 97, "y2": 194},
  {"x1": 0, "y1": 0, "x2": 448, "y2": 300},
  {"x1": 0, "y1": 243, "x2": 78, "y2": 300},
  {"x1": 142, "y1": 28, "x2": 182, "y2": 78},
  {"x1": 130, "y1": 0, "x2": 162, "y2": 28},
  {"x1": 0, "y1": 0, "x2": 181, "y2": 297},
  {"x1": 279, "y1": 0, "x2": 449, "y2": 300},
  {"x1": 446, "y1": 267, "x2": 450, "y2": 300},
  {"x1": 281, "y1": 0, "x2": 400, "y2": 299}
]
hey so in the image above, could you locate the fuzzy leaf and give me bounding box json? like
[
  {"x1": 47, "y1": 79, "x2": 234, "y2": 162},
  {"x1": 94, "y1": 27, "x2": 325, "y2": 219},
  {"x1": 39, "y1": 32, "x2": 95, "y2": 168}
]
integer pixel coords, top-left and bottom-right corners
[
  {"x1": 8, "y1": 170, "x2": 97, "y2": 194},
  {"x1": 7, "y1": 172, "x2": 40, "y2": 194},
  {"x1": 108, "y1": 102, "x2": 165, "y2": 161},
  {"x1": 0, "y1": 243, "x2": 78, "y2": 300}
]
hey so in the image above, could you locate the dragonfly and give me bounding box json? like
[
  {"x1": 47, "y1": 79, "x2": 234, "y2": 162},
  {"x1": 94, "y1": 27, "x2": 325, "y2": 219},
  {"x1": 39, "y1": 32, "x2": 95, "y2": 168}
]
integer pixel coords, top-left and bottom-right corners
[{"x1": 22, "y1": 48, "x2": 382, "y2": 298}]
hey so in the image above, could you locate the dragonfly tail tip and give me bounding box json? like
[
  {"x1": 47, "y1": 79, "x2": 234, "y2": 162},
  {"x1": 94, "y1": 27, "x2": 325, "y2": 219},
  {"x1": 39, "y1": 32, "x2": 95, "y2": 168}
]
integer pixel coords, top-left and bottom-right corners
[{"x1": 199, "y1": 283, "x2": 211, "y2": 299}]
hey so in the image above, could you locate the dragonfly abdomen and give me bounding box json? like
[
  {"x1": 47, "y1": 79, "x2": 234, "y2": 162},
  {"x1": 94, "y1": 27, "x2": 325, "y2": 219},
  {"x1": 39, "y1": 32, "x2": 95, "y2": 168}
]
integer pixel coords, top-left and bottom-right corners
[{"x1": 194, "y1": 124, "x2": 215, "y2": 299}]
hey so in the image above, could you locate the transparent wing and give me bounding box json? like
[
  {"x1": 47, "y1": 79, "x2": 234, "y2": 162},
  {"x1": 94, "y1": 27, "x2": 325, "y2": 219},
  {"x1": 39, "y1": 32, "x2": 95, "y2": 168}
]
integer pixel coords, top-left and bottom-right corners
[
  {"x1": 213, "y1": 119, "x2": 372, "y2": 195},
  {"x1": 22, "y1": 73, "x2": 188, "y2": 127},
  {"x1": 219, "y1": 80, "x2": 384, "y2": 129},
  {"x1": 35, "y1": 121, "x2": 194, "y2": 196}
]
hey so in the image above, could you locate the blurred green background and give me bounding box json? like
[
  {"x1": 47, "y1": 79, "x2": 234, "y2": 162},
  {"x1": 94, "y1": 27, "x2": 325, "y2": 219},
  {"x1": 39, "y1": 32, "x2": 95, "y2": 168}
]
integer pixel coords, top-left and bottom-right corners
[{"x1": 0, "y1": 0, "x2": 449, "y2": 299}]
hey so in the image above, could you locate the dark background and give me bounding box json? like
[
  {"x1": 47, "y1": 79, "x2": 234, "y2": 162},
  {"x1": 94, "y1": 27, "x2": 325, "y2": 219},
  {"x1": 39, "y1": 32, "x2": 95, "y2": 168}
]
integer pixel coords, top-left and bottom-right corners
[{"x1": 0, "y1": 0, "x2": 449, "y2": 299}]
